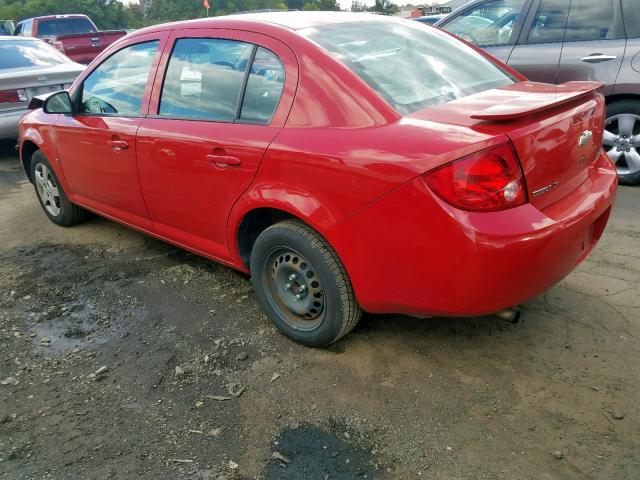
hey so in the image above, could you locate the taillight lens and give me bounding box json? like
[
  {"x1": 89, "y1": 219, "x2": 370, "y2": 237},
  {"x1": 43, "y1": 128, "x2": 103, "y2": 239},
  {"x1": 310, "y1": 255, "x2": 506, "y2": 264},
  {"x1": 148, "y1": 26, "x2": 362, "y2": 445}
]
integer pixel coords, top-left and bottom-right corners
[
  {"x1": 0, "y1": 89, "x2": 28, "y2": 103},
  {"x1": 423, "y1": 143, "x2": 527, "y2": 212}
]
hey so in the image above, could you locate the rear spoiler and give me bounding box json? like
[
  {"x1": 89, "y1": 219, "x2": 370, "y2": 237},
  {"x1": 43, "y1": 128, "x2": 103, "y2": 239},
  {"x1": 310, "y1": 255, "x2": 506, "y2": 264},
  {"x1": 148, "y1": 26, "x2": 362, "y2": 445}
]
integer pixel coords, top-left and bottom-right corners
[{"x1": 469, "y1": 81, "x2": 606, "y2": 121}]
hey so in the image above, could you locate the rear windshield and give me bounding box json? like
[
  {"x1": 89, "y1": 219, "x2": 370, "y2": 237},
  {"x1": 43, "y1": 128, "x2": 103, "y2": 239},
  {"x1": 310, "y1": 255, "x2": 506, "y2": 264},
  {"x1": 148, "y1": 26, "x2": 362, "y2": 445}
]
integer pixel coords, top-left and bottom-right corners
[
  {"x1": 302, "y1": 19, "x2": 514, "y2": 115},
  {"x1": 37, "y1": 17, "x2": 97, "y2": 37},
  {"x1": 0, "y1": 39, "x2": 72, "y2": 69}
]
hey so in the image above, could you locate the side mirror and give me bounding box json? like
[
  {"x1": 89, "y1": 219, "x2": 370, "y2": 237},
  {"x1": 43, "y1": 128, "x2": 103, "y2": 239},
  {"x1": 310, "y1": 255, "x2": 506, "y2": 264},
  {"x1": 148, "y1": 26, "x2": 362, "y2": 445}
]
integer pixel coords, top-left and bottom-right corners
[{"x1": 43, "y1": 91, "x2": 74, "y2": 114}]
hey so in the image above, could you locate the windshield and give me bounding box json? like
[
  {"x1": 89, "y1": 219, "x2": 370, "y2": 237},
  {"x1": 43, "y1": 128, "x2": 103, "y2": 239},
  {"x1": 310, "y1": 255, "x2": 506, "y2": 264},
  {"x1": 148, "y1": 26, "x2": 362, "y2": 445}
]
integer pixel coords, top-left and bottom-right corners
[
  {"x1": 0, "y1": 39, "x2": 72, "y2": 69},
  {"x1": 302, "y1": 19, "x2": 514, "y2": 115}
]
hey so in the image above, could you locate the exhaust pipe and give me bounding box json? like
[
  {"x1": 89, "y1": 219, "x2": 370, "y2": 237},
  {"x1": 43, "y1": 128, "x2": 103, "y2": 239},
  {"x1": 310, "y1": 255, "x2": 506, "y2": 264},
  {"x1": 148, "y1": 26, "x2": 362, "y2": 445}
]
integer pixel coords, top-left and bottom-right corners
[{"x1": 493, "y1": 307, "x2": 520, "y2": 324}]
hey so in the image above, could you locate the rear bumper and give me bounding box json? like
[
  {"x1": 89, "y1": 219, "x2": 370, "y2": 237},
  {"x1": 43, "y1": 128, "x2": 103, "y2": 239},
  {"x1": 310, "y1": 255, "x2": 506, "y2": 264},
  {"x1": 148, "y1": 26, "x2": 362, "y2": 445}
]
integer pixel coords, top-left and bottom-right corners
[
  {"x1": 327, "y1": 151, "x2": 617, "y2": 317},
  {"x1": 0, "y1": 109, "x2": 26, "y2": 139}
]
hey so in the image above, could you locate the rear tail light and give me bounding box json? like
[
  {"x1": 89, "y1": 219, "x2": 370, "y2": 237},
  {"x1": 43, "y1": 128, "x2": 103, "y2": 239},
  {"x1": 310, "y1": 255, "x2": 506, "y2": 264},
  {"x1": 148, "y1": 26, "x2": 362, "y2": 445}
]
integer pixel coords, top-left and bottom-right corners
[
  {"x1": 0, "y1": 89, "x2": 28, "y2": 103},
  {"x1": 423, "y1": 142, "x2": 527, "y2": 212}
]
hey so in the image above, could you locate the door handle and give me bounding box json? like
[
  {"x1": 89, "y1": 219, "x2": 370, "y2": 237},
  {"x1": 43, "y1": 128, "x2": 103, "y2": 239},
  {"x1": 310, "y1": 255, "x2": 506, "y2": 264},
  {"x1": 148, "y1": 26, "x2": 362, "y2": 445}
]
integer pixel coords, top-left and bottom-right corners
[
  {"x1": 108, "y1": 139, "x2": 129, "y2": 152},
  {"x1": 581, "y1": 54, "x2": 617, "y2": 63},
  {"x1": 206, "y1": 153, "x2": 241, "y2": 168}
]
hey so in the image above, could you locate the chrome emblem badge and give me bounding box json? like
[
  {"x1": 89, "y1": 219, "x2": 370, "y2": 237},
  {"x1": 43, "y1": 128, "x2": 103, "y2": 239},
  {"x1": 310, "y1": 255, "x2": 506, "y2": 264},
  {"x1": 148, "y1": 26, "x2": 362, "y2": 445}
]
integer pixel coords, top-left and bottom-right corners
[
  {"x1": 578, "y1": 130, "x2": 593, "y2": 147},
  {"x1": 532, "y1": 182, "x2": 560, "y2": 197}
]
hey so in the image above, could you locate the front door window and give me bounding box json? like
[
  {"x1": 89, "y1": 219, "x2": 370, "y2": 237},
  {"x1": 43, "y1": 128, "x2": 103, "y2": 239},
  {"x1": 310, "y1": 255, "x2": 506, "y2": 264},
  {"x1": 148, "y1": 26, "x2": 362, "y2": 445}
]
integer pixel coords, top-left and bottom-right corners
[{"x1": 80, "y1": 41, "x2": 159, "y2": 116}]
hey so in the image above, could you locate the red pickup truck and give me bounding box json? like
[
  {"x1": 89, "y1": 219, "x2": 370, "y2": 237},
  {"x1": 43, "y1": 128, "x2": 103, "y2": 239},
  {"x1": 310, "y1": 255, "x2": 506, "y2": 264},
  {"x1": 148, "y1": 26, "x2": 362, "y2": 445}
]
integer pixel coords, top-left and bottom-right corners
[{"x1": 13, "y1": 15, "x2": 127, "y2": 64}]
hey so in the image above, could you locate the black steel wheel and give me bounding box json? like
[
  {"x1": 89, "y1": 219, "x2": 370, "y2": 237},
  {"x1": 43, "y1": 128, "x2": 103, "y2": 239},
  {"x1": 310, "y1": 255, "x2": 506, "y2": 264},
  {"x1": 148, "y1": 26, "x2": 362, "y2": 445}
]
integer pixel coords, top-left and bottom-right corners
[
  {"x1": 265, "y1": 248, "x2": 326, "y2": 331},
  {"x1": 250, "y1": 220, "x2": 361, "y2": 346}
]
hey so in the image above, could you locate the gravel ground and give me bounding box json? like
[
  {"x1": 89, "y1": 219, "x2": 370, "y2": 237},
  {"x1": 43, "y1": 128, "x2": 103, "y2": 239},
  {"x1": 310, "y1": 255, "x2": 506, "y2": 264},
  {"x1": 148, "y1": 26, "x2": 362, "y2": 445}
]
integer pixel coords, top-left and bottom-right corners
[{"x1": 1, "y1": 139, "x2": 639, "y2": 479}]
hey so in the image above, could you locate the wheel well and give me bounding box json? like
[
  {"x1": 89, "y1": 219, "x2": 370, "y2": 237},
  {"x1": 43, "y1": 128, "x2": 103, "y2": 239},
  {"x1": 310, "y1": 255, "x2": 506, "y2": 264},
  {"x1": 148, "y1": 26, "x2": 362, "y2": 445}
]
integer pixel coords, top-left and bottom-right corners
[
  {"x1": 20, "y1": 141, "x2": 39, "y2": 183},
  {"x1": 605, "y1": 93, "x2": 640, "y2": 106},
  {"x1": 237, "y1": 208, "x2": 295, "y2": 268}
]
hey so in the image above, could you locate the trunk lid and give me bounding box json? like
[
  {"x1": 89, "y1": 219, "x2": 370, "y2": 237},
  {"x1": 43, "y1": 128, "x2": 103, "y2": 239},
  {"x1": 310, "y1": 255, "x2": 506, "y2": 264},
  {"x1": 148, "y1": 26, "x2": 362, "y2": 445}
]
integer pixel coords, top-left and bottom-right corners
[
  {"x1": 409, "y1": 81, "x2": 606, "y2": 210},
  {"x1": 0, "y1": 64, "x2": 84, "y2": 113}
]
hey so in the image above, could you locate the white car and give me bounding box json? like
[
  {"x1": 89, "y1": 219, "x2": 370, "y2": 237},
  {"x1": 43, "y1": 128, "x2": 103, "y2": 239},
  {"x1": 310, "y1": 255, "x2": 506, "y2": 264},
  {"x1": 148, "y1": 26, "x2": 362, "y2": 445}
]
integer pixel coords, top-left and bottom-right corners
[{"x1": 0, "y1": 36, "x2": 84, "y2": 139}]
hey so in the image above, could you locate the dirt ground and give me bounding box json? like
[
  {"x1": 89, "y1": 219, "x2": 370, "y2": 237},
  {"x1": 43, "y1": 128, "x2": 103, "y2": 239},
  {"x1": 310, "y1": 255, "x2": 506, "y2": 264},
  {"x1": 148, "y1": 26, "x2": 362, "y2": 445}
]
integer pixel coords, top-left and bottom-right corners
[{"x1": 0, "y1": 139, "x2": 639, "y2": 480}]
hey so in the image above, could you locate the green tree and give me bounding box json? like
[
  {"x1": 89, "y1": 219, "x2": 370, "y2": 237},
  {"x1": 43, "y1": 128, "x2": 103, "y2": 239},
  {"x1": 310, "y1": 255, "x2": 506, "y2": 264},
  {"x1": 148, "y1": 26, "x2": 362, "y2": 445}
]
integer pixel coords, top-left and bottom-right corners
[
  {"x1": 284, "y1": 0, "x2": 304, "y2": 9},
  {"x1": 318, "y1": 0, "x2": 339, "y2": 10},
  {"x1": 370, "y1": 0, "x2": 398, "y2": 15},
  {"x1": 350, "y1": 0, "x2": 367, "y2": 11},
  {"x1": 0, "y1": 0, "x2": 143, "y2": 29}
]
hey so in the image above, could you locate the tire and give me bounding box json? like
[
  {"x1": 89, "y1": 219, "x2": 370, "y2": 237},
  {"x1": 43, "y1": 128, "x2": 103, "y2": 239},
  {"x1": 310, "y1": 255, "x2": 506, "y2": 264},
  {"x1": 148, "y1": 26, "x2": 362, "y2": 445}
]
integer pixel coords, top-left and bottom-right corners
[
  {"x1": 30, "y1": 150, "x2": 88, "y2": 226},
  {"x1": 604, "y1": 99, "x2": 640, "y2": 186},
  {"x1": 250, "y1": 219, "x2": 362, "y2": 347}
]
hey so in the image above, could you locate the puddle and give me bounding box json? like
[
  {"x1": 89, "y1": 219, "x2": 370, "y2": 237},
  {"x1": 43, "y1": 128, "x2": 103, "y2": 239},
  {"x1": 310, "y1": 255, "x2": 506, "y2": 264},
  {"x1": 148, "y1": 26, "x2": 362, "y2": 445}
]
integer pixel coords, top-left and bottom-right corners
[{"x1": 264, "y1": 424, "x2": 383, "y2": 479}]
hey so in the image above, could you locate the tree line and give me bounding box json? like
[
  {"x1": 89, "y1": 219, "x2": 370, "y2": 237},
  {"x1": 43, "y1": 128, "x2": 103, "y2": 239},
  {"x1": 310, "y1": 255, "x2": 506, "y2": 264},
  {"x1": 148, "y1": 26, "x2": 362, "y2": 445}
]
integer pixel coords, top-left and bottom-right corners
[
  {"x1": 0, "y1": 0, "x2": 402, "y2": 30},
  {"x1": 0, "y1": 0, "x2": 143, "y2": 29}
]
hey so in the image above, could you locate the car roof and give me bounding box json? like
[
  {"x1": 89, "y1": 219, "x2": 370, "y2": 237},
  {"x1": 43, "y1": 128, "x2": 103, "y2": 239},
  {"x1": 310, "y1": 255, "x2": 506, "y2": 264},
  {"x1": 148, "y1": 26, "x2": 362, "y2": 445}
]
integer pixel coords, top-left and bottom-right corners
[{"x1": 138, "y1": 11, "x2": 393, "y2": 35}]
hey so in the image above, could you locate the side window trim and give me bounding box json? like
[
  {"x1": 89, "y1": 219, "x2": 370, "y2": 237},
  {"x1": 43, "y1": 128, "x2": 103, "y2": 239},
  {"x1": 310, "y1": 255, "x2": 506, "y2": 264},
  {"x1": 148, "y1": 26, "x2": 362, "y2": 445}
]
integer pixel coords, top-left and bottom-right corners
[
  {"x1": 233, "y1": 44, "x2": 258, "y2": 122},
  {"x1": 74, "y1": 38, "x2": 164, "y2": 118}
]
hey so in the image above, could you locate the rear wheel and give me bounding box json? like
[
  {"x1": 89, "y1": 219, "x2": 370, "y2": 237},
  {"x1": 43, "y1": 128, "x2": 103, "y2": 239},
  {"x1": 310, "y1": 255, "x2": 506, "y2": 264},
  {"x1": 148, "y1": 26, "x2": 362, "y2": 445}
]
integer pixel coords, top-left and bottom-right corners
[
  {"x1": 250, "y1": 220, "x2": 362, "y2": 347},
  {"x1": 604, "y1": 100, "x2": 640, "y2": 185},
  {"x1": 31, "y1": 150, "x2": 88, "y2": 226}
]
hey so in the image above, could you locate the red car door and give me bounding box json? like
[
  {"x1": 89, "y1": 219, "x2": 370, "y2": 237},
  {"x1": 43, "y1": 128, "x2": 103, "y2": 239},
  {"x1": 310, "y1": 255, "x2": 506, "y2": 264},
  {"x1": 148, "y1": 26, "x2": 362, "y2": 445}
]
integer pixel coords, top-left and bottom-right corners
[
  {"x1": 55, "y1": 32, "x2": 168, "y2": 229},
  {"x1": 136, "y1": 29, "x2": 297, "y2": 260}
]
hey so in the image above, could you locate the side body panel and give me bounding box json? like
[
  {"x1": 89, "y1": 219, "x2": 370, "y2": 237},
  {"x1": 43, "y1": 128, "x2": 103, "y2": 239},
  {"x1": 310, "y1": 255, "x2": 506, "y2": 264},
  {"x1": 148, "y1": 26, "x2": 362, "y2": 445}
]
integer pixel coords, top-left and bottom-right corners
[
  {"x1": 137, "y1": 28, "x2": 298, "y2": 260},
  {"x1": 613, "y1": 39, "x2": 640, "y2": 97},
  {"x1": 53, "y1": 31, "x2": 169, "y2": 230}
]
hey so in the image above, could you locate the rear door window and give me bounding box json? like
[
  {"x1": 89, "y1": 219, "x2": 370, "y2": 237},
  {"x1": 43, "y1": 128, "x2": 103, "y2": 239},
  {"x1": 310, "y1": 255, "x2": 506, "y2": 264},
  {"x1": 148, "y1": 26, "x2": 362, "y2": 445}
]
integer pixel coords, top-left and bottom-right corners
[
  {"x1": 525, "y1": 0, "x2": 569, "y2": 44},
  {"x1": 621, "y1": 0, "x2": 640, "y2": 38},
  {"x1": 160, "y1": 38, "x2": 253, "y2": 121},
  {"x1": 440, "y1": 0, "x2": 527, "y2": 47},
  {"x1": 564, "y1": 0, "x2": 625, "y2": 42},
  {"x1": 80, "y1": 41, "x2": 159, "y2": 116},
  {"x1": 159, "y1": 38, "x2": 285, "y2": 124}
]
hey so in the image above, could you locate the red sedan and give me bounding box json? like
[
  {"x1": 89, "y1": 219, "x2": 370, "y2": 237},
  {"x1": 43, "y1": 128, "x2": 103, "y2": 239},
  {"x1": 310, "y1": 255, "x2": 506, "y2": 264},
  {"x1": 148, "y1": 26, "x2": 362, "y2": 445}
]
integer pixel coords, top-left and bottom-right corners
[{"x1": 18, "y1": 12, "x2": 617, "y2": 346}]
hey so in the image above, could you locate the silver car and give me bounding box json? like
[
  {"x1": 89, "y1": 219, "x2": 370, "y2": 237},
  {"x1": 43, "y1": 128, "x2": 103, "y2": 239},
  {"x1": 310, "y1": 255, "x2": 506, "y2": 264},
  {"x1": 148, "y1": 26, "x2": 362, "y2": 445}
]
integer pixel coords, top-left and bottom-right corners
[
  {"x1": 0, "y1": 36, "x2": 84, "y2": 139},
  {"x1": 436, "y1": 0, "x2": 640, "y2": 185}
]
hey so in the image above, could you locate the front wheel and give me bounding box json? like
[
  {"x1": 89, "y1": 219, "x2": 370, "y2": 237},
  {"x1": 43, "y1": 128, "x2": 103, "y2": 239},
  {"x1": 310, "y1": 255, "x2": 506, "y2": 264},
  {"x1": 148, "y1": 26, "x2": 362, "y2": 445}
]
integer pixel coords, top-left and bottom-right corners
[
  {"x1": 250, "y1": 220, "x2": 362, "y2": 347},
  {"x1": 604, "y1": 99, "x2": 640, "y2": 185},
  {"x1": 31, "y1": 150, "x2": 88, "y2": 226}
]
